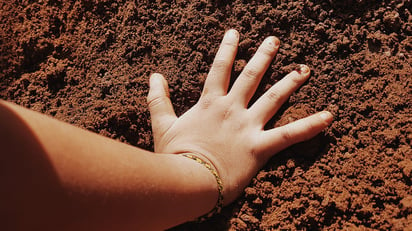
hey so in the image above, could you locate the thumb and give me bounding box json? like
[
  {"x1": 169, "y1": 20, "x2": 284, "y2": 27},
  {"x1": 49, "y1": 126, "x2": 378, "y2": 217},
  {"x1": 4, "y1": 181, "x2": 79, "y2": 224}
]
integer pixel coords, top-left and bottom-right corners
[{"x1": 147, "y1": 73, "x2": 177, "y2": 141}]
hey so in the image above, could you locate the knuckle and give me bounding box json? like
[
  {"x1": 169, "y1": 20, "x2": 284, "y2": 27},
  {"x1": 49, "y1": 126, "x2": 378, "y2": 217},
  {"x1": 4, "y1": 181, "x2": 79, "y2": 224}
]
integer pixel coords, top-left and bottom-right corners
[
  {"x1": 301, "y1": 122, "x2": 316, "y2": 141},
  {"x1": 280, "y1": 127, "x2": 293, "y2": 142},
  {"x1": 243, "y1": 67, "x2": 259, "y2": 80},
  {"x1": 223, "y1": 107, "x2": 233, "y2": 120},
  {"x1": 248, "y1": 146, "x2": 260, "y2": 160},
  {"x1": 211, "y1": 59, "x2": 229, "y2": 71},
  {"x1": 266, "y1": 89, "x2": 282, "y2": 102},
  {"x1": 147, "y1": 94, "x2": 167, "y2": 108},
  {"x1": 199, "y1": 96, "x2": 213, "y2": 109},
  {"x1": 221, "y1": 40, "x2": 237, "y2": 48},
  {"x1": 213, "y1": 59, "x2": 228, "y2": 69}
]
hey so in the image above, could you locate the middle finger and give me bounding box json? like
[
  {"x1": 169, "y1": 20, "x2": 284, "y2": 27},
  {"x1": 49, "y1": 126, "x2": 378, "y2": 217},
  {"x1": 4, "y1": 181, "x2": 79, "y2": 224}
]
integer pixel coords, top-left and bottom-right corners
[{"x1": 228, "y1": 36, "x2": 280, "y2": 107}]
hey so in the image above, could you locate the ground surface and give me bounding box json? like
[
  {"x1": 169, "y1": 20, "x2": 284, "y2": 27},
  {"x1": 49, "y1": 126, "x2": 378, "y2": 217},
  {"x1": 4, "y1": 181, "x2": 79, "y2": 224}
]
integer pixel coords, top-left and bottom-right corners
[{"x1": 1, "y1": 0, "x2": 411, "y2": 230}]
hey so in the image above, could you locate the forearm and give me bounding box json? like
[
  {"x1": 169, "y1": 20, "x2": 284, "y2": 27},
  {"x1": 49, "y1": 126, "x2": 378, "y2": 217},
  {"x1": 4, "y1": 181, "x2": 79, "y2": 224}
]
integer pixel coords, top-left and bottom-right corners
[{"x1": 0, "y1": 101, "x2": 217, "y2": 230}]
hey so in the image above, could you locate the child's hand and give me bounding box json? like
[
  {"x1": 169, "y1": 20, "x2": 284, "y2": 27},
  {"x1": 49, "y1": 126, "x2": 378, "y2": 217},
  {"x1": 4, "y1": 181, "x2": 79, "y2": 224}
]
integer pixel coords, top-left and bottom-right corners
[{"x1": 147, "y1": 29, "x2": 333, "y2": 204}]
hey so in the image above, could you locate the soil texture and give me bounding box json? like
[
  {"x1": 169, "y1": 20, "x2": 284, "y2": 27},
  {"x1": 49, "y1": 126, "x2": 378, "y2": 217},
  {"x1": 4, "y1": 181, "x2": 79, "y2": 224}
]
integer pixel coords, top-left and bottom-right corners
[{"x1": 1, "y1": 0, "x2": 411, "y2": 230}]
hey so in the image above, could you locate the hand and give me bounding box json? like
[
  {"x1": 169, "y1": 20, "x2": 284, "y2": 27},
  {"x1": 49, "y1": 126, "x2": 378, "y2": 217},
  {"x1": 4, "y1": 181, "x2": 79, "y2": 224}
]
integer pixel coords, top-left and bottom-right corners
[{"x1": 147, "y1": 29, "x2": 333, "y2": 204}]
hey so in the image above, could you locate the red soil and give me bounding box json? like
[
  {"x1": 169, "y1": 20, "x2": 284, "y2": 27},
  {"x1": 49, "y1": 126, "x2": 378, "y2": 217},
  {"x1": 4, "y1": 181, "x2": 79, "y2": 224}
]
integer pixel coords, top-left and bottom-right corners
[{"x1": 1, "y1": 0, "x2": 411, "y2": 230}]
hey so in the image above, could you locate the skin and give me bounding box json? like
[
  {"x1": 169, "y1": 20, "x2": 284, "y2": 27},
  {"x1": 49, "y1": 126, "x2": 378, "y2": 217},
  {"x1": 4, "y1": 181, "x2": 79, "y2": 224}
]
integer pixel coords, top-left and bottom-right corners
[{"x1": 0, "y1": 29, "x2": 332, "y2": 231}]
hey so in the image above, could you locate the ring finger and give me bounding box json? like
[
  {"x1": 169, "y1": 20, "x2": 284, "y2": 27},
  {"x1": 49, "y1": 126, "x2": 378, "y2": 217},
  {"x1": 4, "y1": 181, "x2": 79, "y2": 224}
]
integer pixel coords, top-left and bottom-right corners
[{"x1": 249, "y1": 65, "x2": 311, "y2": 125}]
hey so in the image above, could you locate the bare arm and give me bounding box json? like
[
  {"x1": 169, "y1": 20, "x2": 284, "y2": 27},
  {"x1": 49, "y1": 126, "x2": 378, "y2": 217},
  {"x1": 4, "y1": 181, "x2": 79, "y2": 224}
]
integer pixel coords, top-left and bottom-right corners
[
  {"x1": 0, "y1": 29, "x2": 332, "y2": 231},
  {"x1": 0, "y1": 100, "x2": 217, "y2": 230}
]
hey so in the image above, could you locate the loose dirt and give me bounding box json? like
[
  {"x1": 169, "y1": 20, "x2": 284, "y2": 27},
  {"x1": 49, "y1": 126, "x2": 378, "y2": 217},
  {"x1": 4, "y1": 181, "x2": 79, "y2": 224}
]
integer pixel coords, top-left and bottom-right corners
[{"x1": 1, "y1": 0, "x2": 411, "y2": 230}]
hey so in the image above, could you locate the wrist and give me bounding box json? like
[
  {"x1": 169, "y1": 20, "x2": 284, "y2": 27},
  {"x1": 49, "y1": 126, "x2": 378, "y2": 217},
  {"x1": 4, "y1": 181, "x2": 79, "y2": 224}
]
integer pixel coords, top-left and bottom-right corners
[
  {"x1": 171, "y1": 153, "x2": 220, "y2": 220},
  {"x1": 172, "y1": 148, "x2": 242, "y2": 206},
  {"x1": 179, "y1": 153, "x2": 223, "y2": 221}
]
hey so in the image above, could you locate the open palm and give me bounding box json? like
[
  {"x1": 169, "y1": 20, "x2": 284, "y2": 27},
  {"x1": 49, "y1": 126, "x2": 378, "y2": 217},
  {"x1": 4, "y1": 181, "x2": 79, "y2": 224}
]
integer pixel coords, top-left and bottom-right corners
[{"x1": 147, "y1": 29, "x2": 333, "y2": 204}]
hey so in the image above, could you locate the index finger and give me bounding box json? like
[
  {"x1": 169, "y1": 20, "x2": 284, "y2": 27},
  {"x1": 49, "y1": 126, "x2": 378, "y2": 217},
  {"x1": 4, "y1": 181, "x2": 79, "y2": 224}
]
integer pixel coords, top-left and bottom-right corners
[{"x1": 201, "y1": 29, "x2": 239, "y2": 97}]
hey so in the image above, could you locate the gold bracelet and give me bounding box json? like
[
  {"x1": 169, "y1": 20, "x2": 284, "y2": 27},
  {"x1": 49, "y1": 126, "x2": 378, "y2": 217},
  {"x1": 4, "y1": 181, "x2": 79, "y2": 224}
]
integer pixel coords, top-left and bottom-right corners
[{"x1": 180, "y1": 153, "x2": 224, "y2": 222}]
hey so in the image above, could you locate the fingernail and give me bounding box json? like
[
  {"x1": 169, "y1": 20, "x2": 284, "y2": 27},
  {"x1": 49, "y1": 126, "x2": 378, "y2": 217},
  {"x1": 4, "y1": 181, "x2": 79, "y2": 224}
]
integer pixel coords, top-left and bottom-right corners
[
  {"x1": 299, "y1": 64, "x2": 310, "y2": 74},
  {"x1": 224, "y1": 29, "x2": 238, "y2": 40},
  {"x1": 265, "y1": 36, "x2": 280, "y2": 48},
  {"x1": 150, "y1": 73, "x2": 163, "y2": 86},
  {"x1": 274, "y1": 37, "x2": 280, "y2": 47},
  {"x1": 320, "y1": 111, "x2": 333, "y2": 122}
]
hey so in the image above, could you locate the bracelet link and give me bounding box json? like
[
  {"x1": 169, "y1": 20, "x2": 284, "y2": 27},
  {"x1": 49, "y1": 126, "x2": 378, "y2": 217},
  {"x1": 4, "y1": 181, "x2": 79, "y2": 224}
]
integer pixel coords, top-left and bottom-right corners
[{"x1": 180, "y1": 154, "x2": 224, "y2": 222}]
